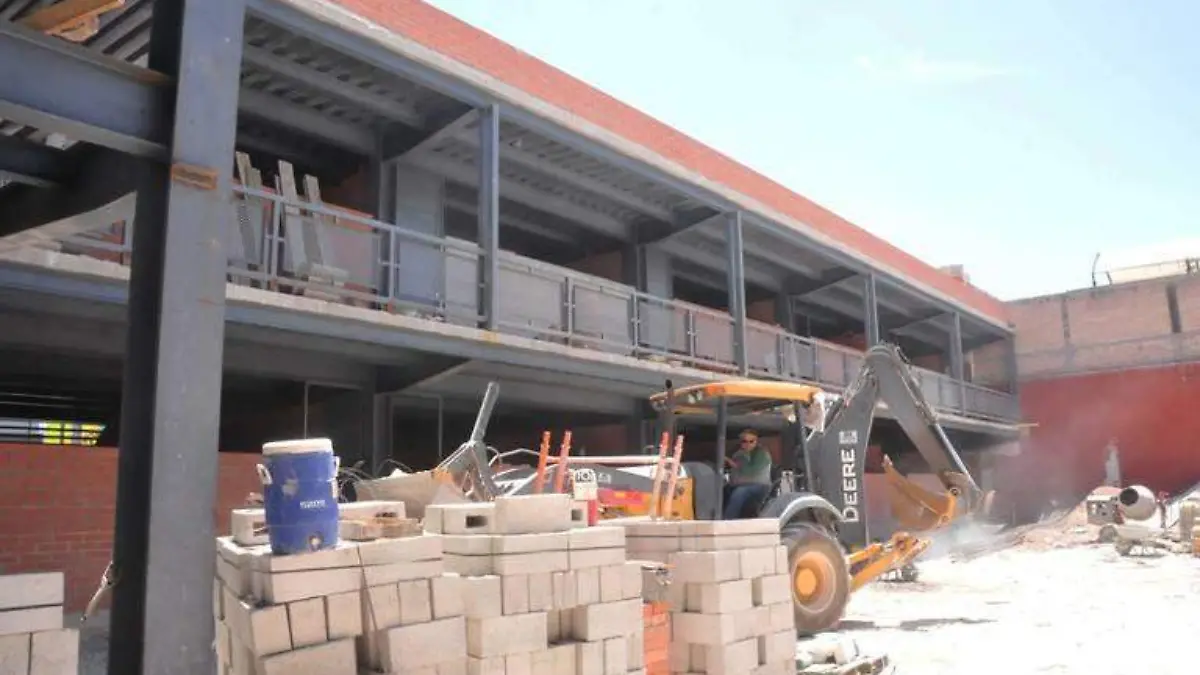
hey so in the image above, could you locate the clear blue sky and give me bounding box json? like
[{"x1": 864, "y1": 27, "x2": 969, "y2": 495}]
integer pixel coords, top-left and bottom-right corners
[{"x1": 427, "y1": 0, "x2": 1200, "y2": 300}]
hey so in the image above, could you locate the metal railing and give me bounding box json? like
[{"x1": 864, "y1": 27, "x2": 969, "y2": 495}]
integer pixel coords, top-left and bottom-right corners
[{"x1": 38, "y1": 187, "x2": 1018, "y2": 422}]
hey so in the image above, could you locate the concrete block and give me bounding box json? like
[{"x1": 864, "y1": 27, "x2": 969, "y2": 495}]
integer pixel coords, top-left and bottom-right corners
[
  {"x1": 575, "y1": 568, "x2": 600, "y2": 606},
  {"x1": 246, "y1": 542, "x2": 361, "y2": 573},
  {"x1": 700, "y1": 637, "x2": 759, "y2": 675},
  {"x1": 680, "y1": 534, "x2": 780, "y2": 551},
  {"x1": 569, "y1": 599, "x2": 641, "y2": 642},
  {"x1": 444, "y1": 534, "x2": 497, "y2": 556},
  {"x1": 0, "y1": 633, "x2": 29, "y2": 675},
  {"x1": 603, "y1": 636, "x2": 627, "y2": 675},
  {"x1": 339, "y1": 499, "x2": 406, "y2": 521},
  {"x1": 467, "y1": 656, "x2": 505, "y2": 675},
  {"x1": 624, "y1": 537, "x2": 681, "y2": 553},
  {"x1": 768, "y1": 602, "x2": 793, "y2": 633},
  {"x1": 362, "y1": 584, "x2": 401, "y2": 631},
  {"x1": 222, "y1": 587, "x2": 292, "y2": 656},
  {"x1": 569, "y1": 548, "x2": 625, "y2": 570},
  {"x1": 666, "y1": 580, "x2": 685, "y2": 610},
  {"x1": 231, "y1": 508, "x2": 269, "y2": 546},
  {"x1": 609, "y1": 518, "x2": 681, "y2": 537},
  {"x1": 622, "y1": 563, "x2": 643, "y2": 600},
  {"x1": 439, "y1": 659, "x2": 469, "y2": 675},
  {"x1": 502, "y1": 573, "x2": 530, "y2": 615},
  {"x1": 671, "y1": 611, "x2": 738, "y2": 646},
  {"x1": 427, "y1": 503, "x2": 497, "y2": 535},
  {"x1": 506, "y1": 652, "x2": 533, "y2": 675},
  {"x1": 358, "y1": 534, "x2": 443, "y2": 566},
  {"x1": 213, "y1": 578, "x2": 224, "y2": 621},
  {"x1": 325, "y1": 590, "x2": 363, "y2": 640},
  {"x1": 528, "y1": 573, "x2": 553, "y2": 612},
  {"x1": 466, "y1": 613, "x2": 548, "y2": 658},
  {"x1": 494, "y1": 551, "x2": 570, "y2": 576},
  {"x1": 398, "y1": 579, "x2": 434, "y2": 625},
  {"x1": 549, "y1": 644, "x2": 576, "y2": 675},
  {"x1": 362, "y1": 560, "x2": 445, "y2": 586},
  {"x1": 568, "y1": 526, "x2": 625, "y2": 550},
  {"x1": 432, "y1": 573, "x2": 466, "y2": 619},
  {"x1": 758, "y1": 630, "x2": 794, "y2": 665},
  {"x1": 803, "y1": 634, "x2": 860, "y2": 665},
  {"x1": 668, "y1": 642, "x2": 690, "y2": 672},
  {"x1": 30, "y1": 629, "x2": 78, "y2": 675},
  {"x1": 0, "y1": 573, "x2": 63, "y2": 612},
  {"x1": 569, "y1": 502, "x2": 588, "y2": 528},
  {"x1": 547, "y1": 609, "x2": 563, "y2": 643},
  {"x1": 229, "y1": 635, "x2": 255, "y2": 675},
  {"x1": 576, "y1": 640, "x2": 603, "y2": 675},
  {"x1": 286, "y1": 597, "x2": 327, "y2": 648},
  {"x1": 258, "y1": 637, "x2": 355, "y2": 675},
  {"x1": 685, "y1": 579, "x2": 752, "y2": 614},
  {"x1": 216, "y1": 554, "x2": 252, "y2": 597},
  {"x1": 492, "y1": 531, "x2": 569, "y2": 554},
  {"x1": 626, "y1": 630, "x2": 644, "y2": 669},
  {"x1": 531, "y1": 649, "x2": 555, "y2": 675},
  {"x1": 736, "y1": 606, "x2": 772, "y2": 642},
  {"x1": 494, "y1": 494, "x2": 573, "y2": 535},
  {"x1": 739, "y1": 548, "x2": 777, "y2": 580},
  {"x1": 678, "y1": 519, "x2": 778, "y2": 536},
  {"x1": 774, "y1": 546, "x2": 787, "y2": 574},
  {"x1": 628, "y1": 551, "x2": 669, "y2": 565},
  {"x1": 599, "y1": 565, "x2": 625, "y2": 603},
  {"x1": 552, "y1": 571, "x2": 578, "y2": 609},
  {"x1": 446, "y1": 553, "x2": 496, "y2": 577},
  {"x1": 668, "y1": 551, "x2": 740, "y2": 584},
  {"x1": 558, "y1": 606, "x2": 575, "y2": 640},
  {"x1": 379, "y1": 616, "x2": 467, "y2": 670},
  {"x1": 752, "y1": 574, "x2": 790, "y2": 607},
  {"x1": 257, "y1": 567, "x2": 361, "y2": 604},
  {"x1": 215, "y1": 619, "x2": 231, "y2": 665},
  {"x1": 463, "y1": 576, "x2": 503, "y2": 619}
]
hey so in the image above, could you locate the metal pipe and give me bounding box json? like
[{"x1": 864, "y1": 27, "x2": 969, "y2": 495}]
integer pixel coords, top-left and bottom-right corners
[
  {"x1": 715, "y1": 397, "x2": 728, "y2": 519},
  {"x1": 468, "y1": 381, "x2": 500, "y2": 444}
]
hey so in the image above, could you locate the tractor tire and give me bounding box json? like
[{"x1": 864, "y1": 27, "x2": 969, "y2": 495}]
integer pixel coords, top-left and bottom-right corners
[{"x1": 782, "y1": 523, "x2": 851, "y2": 636}]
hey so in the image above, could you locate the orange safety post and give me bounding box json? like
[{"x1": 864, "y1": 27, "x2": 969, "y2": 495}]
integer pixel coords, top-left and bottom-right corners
[
  {"x1": 662, "y1": 434, "x2": 685, "y2": 519},
  {"x1": 648, "y1": 432, "x2": 670, "y2": 519},
  {"x1": 533, "y1": 430, "x2": 552, "y2": 494},
  {"x1": 552, "y1": 430, "x2": 573, "y2": 494}
]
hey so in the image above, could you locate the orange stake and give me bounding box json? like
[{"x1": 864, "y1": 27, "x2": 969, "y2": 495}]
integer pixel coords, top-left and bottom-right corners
[
  {"x1": 662, "y1": 434, "x2": 685, "y2": 519},
  {"x1": 533, "y1": 430, "x2": 552, "y2": 494},
  {"x1": 552, "y1": 430, "x2": 573, "y2": 494},
  {"x1": 648, "y1": 432, "x2": 670, "y2": 519}
]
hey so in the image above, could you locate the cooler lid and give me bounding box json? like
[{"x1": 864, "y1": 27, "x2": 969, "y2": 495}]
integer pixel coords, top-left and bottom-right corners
[{"x1": 262, "y1": 437, "x2": 334, "y2": 456}]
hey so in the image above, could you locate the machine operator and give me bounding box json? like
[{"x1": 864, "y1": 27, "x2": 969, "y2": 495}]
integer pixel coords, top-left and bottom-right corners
[{"x1": 723, "y1": 429, "x2": 772, "y2": 519}]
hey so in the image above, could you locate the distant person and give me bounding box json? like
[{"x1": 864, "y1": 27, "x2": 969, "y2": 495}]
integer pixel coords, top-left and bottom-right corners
[{"x1": 724, "y1": 429, "x2": 772, "y2": 519}]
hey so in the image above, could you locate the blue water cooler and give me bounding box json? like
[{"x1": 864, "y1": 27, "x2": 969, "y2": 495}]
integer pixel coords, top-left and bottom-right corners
[{"x1": 257, "y1": 438, "x2": 341, "y2": 555}]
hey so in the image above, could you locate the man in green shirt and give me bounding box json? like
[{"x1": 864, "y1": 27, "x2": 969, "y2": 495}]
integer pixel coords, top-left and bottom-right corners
[{"x1": 723, "y1": 429, "x2": 773, "y2": 519}]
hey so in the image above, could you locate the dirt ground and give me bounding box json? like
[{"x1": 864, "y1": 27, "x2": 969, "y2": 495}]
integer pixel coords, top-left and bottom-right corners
[{"x1": 842, "y1": 522, "x2": 1200, "y2": 674}]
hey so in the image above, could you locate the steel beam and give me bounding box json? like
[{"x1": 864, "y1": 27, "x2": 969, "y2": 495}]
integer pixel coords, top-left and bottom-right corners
[
  {"x1": 0, "y1": 21, "x2": 170, "y2": 157},
  {"x1": 638, "y1": 210, "x2": 725, "y2": 246},
  {"x1": 107, "y1": 1, "x2": 246, "y2": 674},
  {"x1": 863, "y1": 274, "x2": 880, "y2": 347},
  {"x1": 948, "y1": 312, "x2": 965, "y2": 381},
  {"x1": 887, "y1": 310, "x2": 948, "y2": 335},
  {"x1": 390, "y1": 108, "x2": 480, "y2": 161},
  {"x1": 0, "y1": 135, "x2": 72, "y2": 187},
  {"x1": 0, "y1": 145, "x2": 139, "y2": 237},
  {"x1": 726, "y1": 212, "x2": 748, "y2": 376},
  {"x1": 478, "y1": 104, "x2": 500, "y2": 330},
  {"x1": 237, "y1": 87, "x2": 375, "y2": 153},
  {"x1": 786, "y1": 269, "x2": 860, "y2": 301},
  {"x1": 376, "y1": 356, "x2": 470, "y2": 393}
]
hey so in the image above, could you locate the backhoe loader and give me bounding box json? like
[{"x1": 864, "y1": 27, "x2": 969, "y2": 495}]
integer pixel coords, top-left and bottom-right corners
[{"x1": 492, "y1": 343, "x2": 993, "y2": 634}]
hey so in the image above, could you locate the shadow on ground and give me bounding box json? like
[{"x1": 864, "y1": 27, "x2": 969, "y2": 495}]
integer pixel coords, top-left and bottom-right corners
[{"x1": 840, "y1": 617, "x2": 997, "y2": 632}]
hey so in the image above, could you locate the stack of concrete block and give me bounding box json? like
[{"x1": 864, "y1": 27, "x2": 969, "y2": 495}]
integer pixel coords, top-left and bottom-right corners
[
  {"x1": 621, "y1": 519, "x2": 796, "y2": 675},
  {"x1": 0, "y1": 572, "x2": 78, "y2": 674},
  {"x1": 213, "y1": 528, "x2": 465, "y2": 674},
  {"x1": 425, "y1": 494, "x2": 647, "y2": 675}
]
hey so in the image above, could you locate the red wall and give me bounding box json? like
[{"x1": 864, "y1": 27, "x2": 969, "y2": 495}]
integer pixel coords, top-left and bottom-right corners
[
  {"x1": 0, "y1": 445, "x2": 261, "y2": 612},
  {"x1": 999, "y1": 363, "x2": 1200, "y2": 510}
]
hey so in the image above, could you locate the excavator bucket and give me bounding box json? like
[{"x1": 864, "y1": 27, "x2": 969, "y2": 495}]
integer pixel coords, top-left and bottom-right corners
[{"x1": 880, "y1": 455, "x2": 959, "y2": 532}]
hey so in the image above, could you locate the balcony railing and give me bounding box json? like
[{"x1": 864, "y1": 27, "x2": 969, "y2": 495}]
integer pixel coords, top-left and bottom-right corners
[{"x1": 39, "y1": 187, "x2": 1018, "y2": 422}]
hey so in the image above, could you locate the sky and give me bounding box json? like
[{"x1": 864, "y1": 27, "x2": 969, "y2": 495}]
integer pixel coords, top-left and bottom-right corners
[{"x1": 425, "y1": 0, "x2": 1200, "y2": 300}]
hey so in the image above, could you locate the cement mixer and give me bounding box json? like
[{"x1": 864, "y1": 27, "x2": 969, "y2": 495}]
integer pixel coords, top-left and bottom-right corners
[{"x1": 1109, "y1": 484, "x2": 1170, "y2": 556}]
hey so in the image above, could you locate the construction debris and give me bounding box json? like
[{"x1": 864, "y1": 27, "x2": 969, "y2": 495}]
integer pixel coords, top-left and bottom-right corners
[
  {"x1": 0, "y1": 572, "x2": 78, "y2": 675},
  {"x1": 796, "y1": 633, "x2": 890, "y2": 674}
]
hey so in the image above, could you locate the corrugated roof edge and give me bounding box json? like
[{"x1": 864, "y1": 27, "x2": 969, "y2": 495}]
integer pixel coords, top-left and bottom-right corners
[{"x1": 312, "y1": 0, "x2": 1010, "y2": 328}]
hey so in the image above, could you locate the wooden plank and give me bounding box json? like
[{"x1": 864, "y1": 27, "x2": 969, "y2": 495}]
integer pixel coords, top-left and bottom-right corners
[{"x1": 20, "y1": 0, "x2": 125, "y2": 36}]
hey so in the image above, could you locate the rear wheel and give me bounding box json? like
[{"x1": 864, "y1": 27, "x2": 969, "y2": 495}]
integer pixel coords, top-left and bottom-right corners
[{"x1": 782, "y1": 524, "x2": 851, "y2": 635}]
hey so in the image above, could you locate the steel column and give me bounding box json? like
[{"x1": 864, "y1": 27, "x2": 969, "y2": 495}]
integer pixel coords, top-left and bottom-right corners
[
  {"x1": 863, "y1": 274, "x2": 880, "y2": 347},
  {"x1": 1004, "y1": 336, "x2": 1019, "y2": 394},
  {"x1": 726, "y1": 212, "x2": 748, "y2": 375},
  {"x1": 108, "y1": 1, "x2": 245, "y2": 674},
  {"x1": 478, "y1": 104, "x2": 500, "y2": 331},
  {"x1": 948, "y1": 313, "x2": 965, "y2": 381}
]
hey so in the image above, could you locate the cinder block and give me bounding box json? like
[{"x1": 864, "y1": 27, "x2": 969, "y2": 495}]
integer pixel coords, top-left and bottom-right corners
[
  {"x1": 549, "y1": 644, "x2": 576, "y2": 675},
  {"x1": 230, "y1": 508, "x2": 269, "y2": 546},
  {"x1": 739, "y1": 548, "x2": 777, "y2": 580},
  {"x1": 466, "y1": 613, "x2": 547, "y2": 658},
  {"x1": 439, "y1": 659, "x2": 469, "y2": 675},
  {"x1": 751, "y1": 575, "x2": 790, "y2": 607},
  {"x1": 575, "y1": 568, "x2": 600, "y2": 606},
  {"x1": 547, "y1": 609, "x2": 563, "y2": 643},
  {"x1": 215, "y1": 619, "x2": 231, "y2": 665},
  {"x1": 445, "y1": 554, "x2": 495, "y2": 577},
  {"x1": 624, "y1": 538, "x2": 681, "y2": 553},
  {"x1": 286, "y1": 597, "x2": 327, "y2": 648},
  {"x1": 671, "y1": 611, "x2": 738, "y2": 646},
  {"x1": 528, "y1": 573, "x2": 553, "y2": 612},
  {"x1": 506, "y1": 651, "x2": 533, "y2": 675},
  {"x1": 493, "y1": 494, "x2": 573, "y2": 535},
  {"x1": 569, "y1": 548, "x2": 625, "y2": 570},
  {"x1": 258, "y1": 637, "x2": 355, "y2": 675},
  {"x1": 223, "y1": 587, "x2": 292, "y2": 656},
  {"x1": 257, "y1": 567, "x2": 361, "y2": 604},
  {"x1": 29, "y1": 629, "x2": 78, "y2": 675},
  {"x1": 502, "y1": 573, "x2": 530, "y2": 615},
  {"x1": 229, "y1": 635, "x2": 255, "y2": 675},
  {"x1": 493, "y1": 551, "x2": 570, "y2": 576},
  {"x1": 569, "y1": 599, "x2": 641, "y2": 642},
  {"x1": 678, "y1": 520, "x2": 778, "y2": 536},
  {"x1": 558, "y1": 607, "x2": 575, "y2": 640},
  {"x1": 339, "y1": 500, "x2": 407, "y2": 521},
  {"x1": 362, "y1": 560, "x2": 445, "y2": 586},
  {"x1": 774, "y1": 546, "x2": 788, "y2": 574},
  {"x1": 443, "y1": 535, "x2": 497, "y2": 556},
  {"x1": 598, "y1": 565, "x2": 624, "y2": 603},
  {"x1": 767, "y1": 602, "x2": 793, "y2": 632},
  {"x1": 432, "y1": 573, "x2": 466, "y2": 619},
  {"x1": 216, "y1": 554, "x2": 252, "y2": 597},
  {"x1": 701, "y1": 637, "x2": 759, "y2": 675},
  {"x1": 492, "y1": 532, "x2": 569, "y2": 554},
  {"x1": 325, "y1": 590, "x2": 363, "y2": 640},
  {"x1": 681, "y1": 534, "x2": 781, "y2": 551},
  {"x1": 551, "y1": 571, "x2": 577, "y2": 609},
  {"x1": 246, "y1": 542, "x2": 361, "y2": 573},
  {"x1": 213, "y1": 578, "x2": 224, "y2": 620},
  {"x1": 626, "y1": 630, "x2": 644, "y2": 669},
  {"x1": 358, "y1": 534, "x2": 443, "y2": 566},
  {"x1": 602, "y1": 636, "x2": 627, "y2": 675},
  {"x1": 531, "y1": 649, "x2": 555, "y2": 675},
  {"x1": 398, "y1": 579, "x2": 434, "y2": 625},
  {"x1": 0, "y1": 608, "x2": 60, "y2": 640},
  {"x1": 735, "y1": 606, "x2": 772, "y2": 642},
  {"x1": 0, "y1": 573, "x2": 63, "y2": 612},
  {"x1": 427, "y1": 503, "x2": 497, "y2": 535},
  {"x1": 361, "y1": 584, "x2": 401, "y2": 631},
  {"x1": 568, "y1": 526, "x2": 625, "y2": 550},
  {"x1": 467, "y1": 656, "x2": 505, "y2": 675},
  {"x1": 621, "y1": 563, "x2": 643, "y2": 600},
  {"x1": 462, "y1": 576, "x2": 503, "y2": 619},
  {"x1": 685, "y1": 579, "x2": 752, "y2": 614},
  {"x1": 576, "y1": 640, "x2": 603, "y2": 675},
  {"x1": 804, "y1": 634, "x2": 860, "y2": 665},
  {"x1": 668, "y1": 642, "x2": 690, "y2": 672},
  {"x1": 0, "y1": 633, "x2": 30, "y2": 674},
  {"x1": 610, "y1": 519, "x2": 681, "y2": 537},
  {"x1": 569, "y1": 502, "x2": 588, "y2": 527},
  {"x1": 379, "y1": 616, "x2": 467, "y2": 670},
  {"x1": 668, "y1": 551, "x2": 740, "y2": 584},
  {"x1": 758, "y1": 630, "x2": 794, "y2": 665}
]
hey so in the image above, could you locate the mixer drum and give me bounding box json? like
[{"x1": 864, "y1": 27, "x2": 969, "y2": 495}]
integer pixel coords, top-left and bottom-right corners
[{"x1": 1117, "y1": 485, "x2": 1157, "y2": 521}]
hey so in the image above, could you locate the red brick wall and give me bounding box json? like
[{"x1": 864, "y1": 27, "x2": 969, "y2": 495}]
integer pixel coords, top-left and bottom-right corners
[{"x1": 0, "y1": 445, "x2": 261, "y2": 612}]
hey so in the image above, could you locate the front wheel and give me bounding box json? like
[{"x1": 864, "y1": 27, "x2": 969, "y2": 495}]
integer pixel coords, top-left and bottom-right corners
[{"x1": 782, "y1": 524, "x2": 851, "y2": 636}]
